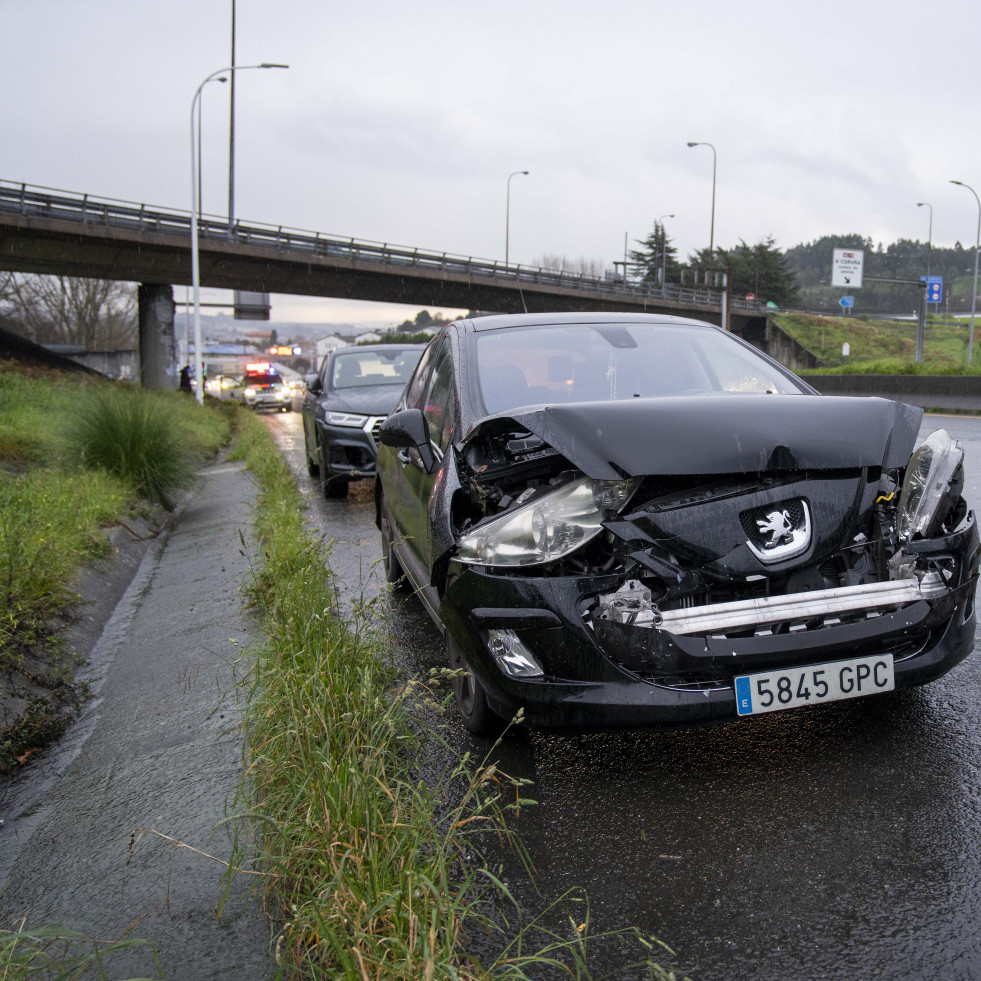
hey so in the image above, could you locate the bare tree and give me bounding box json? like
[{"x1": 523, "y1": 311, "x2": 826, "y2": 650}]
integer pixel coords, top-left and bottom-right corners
[
  {"x1": 4, "y1": 274, "x2": 137, "y2": 350},
  {"x1": 530, "y1": 254, "x2": 606, "y2": 277}
]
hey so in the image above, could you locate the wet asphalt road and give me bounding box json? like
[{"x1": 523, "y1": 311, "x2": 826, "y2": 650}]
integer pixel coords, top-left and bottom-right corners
[{"x1": 271, "y1": 410, "x2": 981, "y2": 981}]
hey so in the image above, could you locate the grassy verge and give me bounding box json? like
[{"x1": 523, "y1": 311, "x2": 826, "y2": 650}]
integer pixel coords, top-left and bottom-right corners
[
  {"x1": 230, "y1": 411, "x2": 680, "y2": 979},
  {"x1": 0, "y1": 368, "x2": 230, "y2": 769},
  {"x1": 773, "y1": 312, "x2": 981, "y2": 372}
]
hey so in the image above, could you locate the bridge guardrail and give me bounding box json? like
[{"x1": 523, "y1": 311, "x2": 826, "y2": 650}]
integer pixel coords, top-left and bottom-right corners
[{"x1": 0, "y1": 179, "x2": 768, "y2": 313}]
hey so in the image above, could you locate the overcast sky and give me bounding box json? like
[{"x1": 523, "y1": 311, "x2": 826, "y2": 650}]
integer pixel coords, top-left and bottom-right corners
[{"x1": 5, "y1": 0, "x2": 980, "y2": 325}]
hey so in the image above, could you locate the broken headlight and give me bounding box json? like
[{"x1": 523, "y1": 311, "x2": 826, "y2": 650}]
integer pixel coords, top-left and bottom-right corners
[
  {"x1": 456, "y1": 475, "x2": 640, "y2": 567},
  {"x1": 897, "y1": 429, "x2": 964, "y2": 540}
]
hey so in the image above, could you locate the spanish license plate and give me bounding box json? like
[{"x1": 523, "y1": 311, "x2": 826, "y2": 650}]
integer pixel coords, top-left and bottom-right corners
[{"x1": 734, "y1": 654, "x2": 895, "y2": 717}]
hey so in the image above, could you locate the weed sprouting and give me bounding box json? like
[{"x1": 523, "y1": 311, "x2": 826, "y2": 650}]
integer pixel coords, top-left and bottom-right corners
[{"x1": 0, "y1": 918, "x2": 160, "y2": 980}]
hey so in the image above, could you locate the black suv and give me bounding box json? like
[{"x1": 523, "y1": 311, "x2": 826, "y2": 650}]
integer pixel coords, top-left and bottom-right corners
[{"x1": 302, "y1": 344, "x2": 423, "y2": 498}]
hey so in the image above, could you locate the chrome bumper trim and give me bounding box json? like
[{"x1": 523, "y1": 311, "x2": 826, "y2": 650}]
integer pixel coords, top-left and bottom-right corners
[{"x1": 660, "y1": 572, "x2": 947, "y2": 636}]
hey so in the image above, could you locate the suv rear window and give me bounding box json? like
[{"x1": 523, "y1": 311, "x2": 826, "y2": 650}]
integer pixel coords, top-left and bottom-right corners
[{"x1": 245, "y1": 371, "x2": 280, "y2": 386}]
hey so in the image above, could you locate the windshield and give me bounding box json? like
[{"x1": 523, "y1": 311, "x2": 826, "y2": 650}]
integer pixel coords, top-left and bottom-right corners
[
  {"x1": 330, "y1": 349, "x2": 423, "y2": 390},
  {"x1": 475, "y1": 322, "x2": 805, "y2": 414}
]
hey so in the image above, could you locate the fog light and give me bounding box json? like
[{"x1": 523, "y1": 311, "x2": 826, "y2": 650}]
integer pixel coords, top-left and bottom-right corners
[{"x1": 484, "y1": 629, "x2": 544, "y2": 679}]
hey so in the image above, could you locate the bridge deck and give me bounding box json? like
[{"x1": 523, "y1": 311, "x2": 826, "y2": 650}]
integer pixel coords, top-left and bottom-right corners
[{"x1": 0, "y1": 180, "x2": 762, "y2": 321}]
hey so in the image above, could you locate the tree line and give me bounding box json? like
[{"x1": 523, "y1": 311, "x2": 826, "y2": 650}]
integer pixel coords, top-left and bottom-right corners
[{"x1": 628, "y1": 224, "x2": 976, "y2": 313}]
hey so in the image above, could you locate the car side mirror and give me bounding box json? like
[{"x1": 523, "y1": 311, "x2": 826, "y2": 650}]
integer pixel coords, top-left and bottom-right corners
[
  {"x1": 305, "y1": 372, "x2": 321, "y2": 393},
  {"x1": 379, "y1": 408, "x2": 437, "y2": 474}
]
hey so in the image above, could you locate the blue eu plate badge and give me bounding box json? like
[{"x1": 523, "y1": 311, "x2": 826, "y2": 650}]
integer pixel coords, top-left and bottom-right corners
[{"x1": 735, "y1": 676, "x2": 753, "y2": 715}]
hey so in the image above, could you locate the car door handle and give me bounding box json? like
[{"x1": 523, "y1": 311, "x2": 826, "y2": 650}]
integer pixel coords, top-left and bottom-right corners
[{"x1": 397, "y1": 449, "x2": 412, "y2": 465}]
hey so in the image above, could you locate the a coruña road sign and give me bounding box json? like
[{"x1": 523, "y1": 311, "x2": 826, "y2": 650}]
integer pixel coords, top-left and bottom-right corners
[{"x1": 832, "y1": 249, "x2": 865, "y2": 288}]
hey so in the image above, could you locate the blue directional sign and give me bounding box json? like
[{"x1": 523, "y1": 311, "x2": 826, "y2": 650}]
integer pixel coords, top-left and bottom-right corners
[
  {"x1": 922, "y1": 275, "x2": 943, "y2": 303},
  {"x1": 839, "y1": 296, "x2": 855, "y2": 308}
]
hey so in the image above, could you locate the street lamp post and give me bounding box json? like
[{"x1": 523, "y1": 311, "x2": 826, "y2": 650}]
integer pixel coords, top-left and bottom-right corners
[
  {"x1": 197, "y1": 76, "x2": 228, "y2": 219},
  {"x1": 506, "y1": 170, "x2": 529, "y2": 267},
  {"x1": 917, "y1": 201, "x2": 933, "y2": 279},
  {"x1": 951, "y1": 180, "x2": 980, "y2": 366},
  {"x1": 914, "y1": 201, "x2": 934, "y2": 362},
  {"x1": 190, "y1": 62, "x2": 288, "y2": 404},
  {"x1": 228, "y1": 0, "x2": 237, "y2": 229},
  {"x1": 686, "y1": 142, "x2": 716, "y2": 265},
  {"x1": 657, "y1": 212, "x2": 675, "y2": 286}
]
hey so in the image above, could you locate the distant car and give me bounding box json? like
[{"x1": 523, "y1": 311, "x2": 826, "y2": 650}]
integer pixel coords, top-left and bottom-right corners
[
  {"x1": 302, "y1": 344, "x2": 424, "y2": 498},
  {"x1": 239, "y1": 363, "x2": 292, "y2": 412},
  {"x1": 375, "y1": 312, "x2": 978, "y2": 735}
]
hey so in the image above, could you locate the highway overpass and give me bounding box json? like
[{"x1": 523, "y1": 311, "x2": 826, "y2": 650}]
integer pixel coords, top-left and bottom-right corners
[{"x1": 0, "y1": 180, "x2": 774, "y2": 383}]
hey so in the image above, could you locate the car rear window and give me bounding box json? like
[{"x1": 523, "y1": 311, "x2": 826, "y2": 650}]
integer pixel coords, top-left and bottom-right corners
[
  {"x1": 330, "y1": 349, "x2": 423, "y2": 390},
  {"x1": 245, "y1": 372, "x2": 280, "y2": 386}
]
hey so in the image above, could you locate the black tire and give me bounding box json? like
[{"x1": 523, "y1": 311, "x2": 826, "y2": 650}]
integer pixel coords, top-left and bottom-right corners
[
  {"x1": 448, "y1": 634, "x2": 506, "y2": 737},
  {"x1": 304, "y1": 429, "x2": 319, "y2": 477},
  {"x1": 379, "y1": 492, "x2": 409, "y2": 591},
  {"x1": 318, "y1": 442, "x2": 348, "y2": 499}
]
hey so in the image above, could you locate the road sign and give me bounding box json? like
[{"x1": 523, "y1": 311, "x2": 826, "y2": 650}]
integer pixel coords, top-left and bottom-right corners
[
  {"x1": 234, "y1": 290, "x2": 271, "y2": 321},
  {"x1": 832, "y1": 249, "x2": 864, "y2": 288},
  {"x1": 922, "y1": 275, "x2": 943, "y2": 303},
  {"x1": 839, "y1": 296, "x2": 855, "y2": 308}
]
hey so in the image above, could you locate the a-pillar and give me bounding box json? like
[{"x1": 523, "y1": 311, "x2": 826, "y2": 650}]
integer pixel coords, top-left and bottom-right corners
[{"x1": 138, "y1": 284, "x2": 177, "y2": 389}]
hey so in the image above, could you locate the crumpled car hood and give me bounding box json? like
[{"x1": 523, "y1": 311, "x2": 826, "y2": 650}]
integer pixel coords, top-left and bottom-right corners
[{"x1": 465, "y1": 394, "x2": 923, "y2": 479}]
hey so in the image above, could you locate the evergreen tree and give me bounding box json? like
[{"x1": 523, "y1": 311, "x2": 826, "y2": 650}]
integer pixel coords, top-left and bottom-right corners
[
  {"x1": 719, "y1": 237, "x2": 801, "y2": 306},
  {"x1": 629, "y1": 222, "x2": 681, "y2": 284}
]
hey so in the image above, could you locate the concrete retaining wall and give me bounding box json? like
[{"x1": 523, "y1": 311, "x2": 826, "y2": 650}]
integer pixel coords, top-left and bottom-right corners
[{"x1": 804, "y1": 373, "x2": 981, "y2": 412}]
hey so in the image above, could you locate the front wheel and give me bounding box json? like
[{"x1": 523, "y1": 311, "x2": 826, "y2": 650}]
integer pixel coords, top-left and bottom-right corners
[
  {"x1": 379, "y1": 492, "x2": 409, "y2": 591},
  {"x1": 318, "y1": 441, "x2": 348, "y2": 499},
  {"x1": 448, "y1": 634, "x2": 506, "y2": 737},
  {"x1": 304, "y1": 428, "x2": 319, "y2": 477}
]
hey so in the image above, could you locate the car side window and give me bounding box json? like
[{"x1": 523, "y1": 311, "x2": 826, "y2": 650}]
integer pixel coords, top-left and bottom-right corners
[
  {"x1": 404, "y1": 338, "x2": 439, "y2": 410},
  {"x1": 423, "y1": 343, "x2": 458, "y2": 453}
]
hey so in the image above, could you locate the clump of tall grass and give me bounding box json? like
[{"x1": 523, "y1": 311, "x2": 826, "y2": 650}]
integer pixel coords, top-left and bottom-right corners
[
  {"x1": 68, "y1": 387, "x2": 199, "y2": 509},
  {"x1": 231, "y1": 410, "x2": 678, "y2": 979}
]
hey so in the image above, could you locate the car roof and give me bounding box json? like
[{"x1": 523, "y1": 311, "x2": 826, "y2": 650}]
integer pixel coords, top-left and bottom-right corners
[
  {"x1": 460, "y1": 312, "x2": 721, "y2": 333},
  {"x1": 331, "y1": 343, "x2": 425, "y2": 355}
]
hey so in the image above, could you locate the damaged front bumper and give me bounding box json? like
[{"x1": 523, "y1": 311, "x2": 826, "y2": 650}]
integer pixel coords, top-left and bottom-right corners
[{"x1": 439, "y1": 513, "x2": 980, "y2": 731}]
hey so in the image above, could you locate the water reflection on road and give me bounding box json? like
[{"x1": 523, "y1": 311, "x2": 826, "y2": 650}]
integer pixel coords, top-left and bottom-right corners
[{"x1": 268, "y1": 410, "x2": 981, "y2": 980}]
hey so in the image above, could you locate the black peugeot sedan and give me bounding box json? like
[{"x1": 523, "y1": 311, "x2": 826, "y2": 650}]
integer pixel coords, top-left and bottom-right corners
[
  {"x1": 375, "y1": 312, "x2": 979, "y2": 735},
  {"x1": 302, "y1": 344, "x2": 423, "y2": 497}
]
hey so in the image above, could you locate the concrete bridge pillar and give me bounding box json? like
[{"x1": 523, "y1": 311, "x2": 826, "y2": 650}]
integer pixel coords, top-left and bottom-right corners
[{"x1": 138, "y1": 284, "x2": 177, "y2": 389}]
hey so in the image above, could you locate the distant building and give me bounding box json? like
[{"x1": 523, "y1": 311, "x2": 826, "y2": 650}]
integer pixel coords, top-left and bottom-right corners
[{"x1": 314, "y1": 334, "x2": 350, "y2": 367}]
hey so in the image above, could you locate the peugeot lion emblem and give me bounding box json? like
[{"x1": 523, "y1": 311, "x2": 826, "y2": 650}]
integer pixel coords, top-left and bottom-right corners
[
  {"x1": 746, "y1": 500, "x2": 811, "y2": 563},
  {"x1": 757, "y1": 509, "x2": 794, "y2": 548}
]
